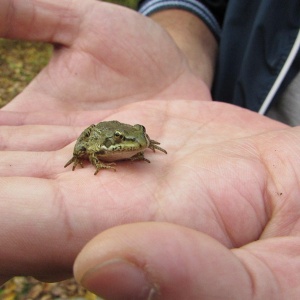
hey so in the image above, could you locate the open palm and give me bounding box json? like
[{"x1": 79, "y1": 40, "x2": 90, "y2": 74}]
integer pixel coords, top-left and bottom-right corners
[
  {"x1": 2, "y1": 0, "x2": 205, "y2": 112},
  {"x1": 1, "y1": 0, "x2": 300, "y2": 298}
]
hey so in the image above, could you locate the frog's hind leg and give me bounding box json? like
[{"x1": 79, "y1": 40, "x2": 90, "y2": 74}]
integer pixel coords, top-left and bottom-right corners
[
  {"x1": 89, "y1": 154, "x2": 116, "y2": 175},
  {"x1": 93, "y1": 162, "x2": 116, "y2": 175},
  {"x1": 129, "y1": 152, "x2": 150, "y2": 163}
]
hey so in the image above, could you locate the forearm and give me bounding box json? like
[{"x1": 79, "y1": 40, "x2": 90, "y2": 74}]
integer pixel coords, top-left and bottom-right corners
[{"x1": 149, "y1": 9, "x2": 218, "y2": 88}]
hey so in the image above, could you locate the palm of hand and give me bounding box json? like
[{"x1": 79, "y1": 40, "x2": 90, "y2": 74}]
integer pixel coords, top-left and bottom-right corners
[
  {"x1": 1, "y1": 0, "x2": 300, "y2": 293},
  {"x1": 3, "y1": 1, "x2": 203, "y2": 112},
  {"x1": 2, "y1": 98, "x2": 299, "y2": 282}
]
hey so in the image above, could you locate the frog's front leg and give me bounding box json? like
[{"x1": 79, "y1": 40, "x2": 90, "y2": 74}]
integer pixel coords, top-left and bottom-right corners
[
  {"x1": 89, "y1": 153, "x2": 116, "y2": 175},
  {"x1": 129, "y1": 152, "x2": 150, "y2": 163},
  {"x1": 148, "y1": 139, "x2": 167, "y2": 154},
  {"x1": 64, "y1": 156, "x2": 84, "y2": 171}
]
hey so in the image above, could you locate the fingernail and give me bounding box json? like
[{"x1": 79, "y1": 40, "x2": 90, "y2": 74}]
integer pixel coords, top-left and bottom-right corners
[{"x1": 80, "y1": 258, "x2": 159, "y2": 300}]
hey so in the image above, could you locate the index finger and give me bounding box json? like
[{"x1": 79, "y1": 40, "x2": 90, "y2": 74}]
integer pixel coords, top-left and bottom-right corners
[
  {"x1": 0, "y1": 110, "x2": 110, "y2": 126},
  {"x1": 0, "y1": 0, "x2": 85, "y2": 45}
]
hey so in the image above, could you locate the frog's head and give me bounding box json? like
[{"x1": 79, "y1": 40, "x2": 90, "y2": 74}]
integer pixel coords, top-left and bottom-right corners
[{"x1": 90, "y1": 124, "x2": 150, "y2": 161}]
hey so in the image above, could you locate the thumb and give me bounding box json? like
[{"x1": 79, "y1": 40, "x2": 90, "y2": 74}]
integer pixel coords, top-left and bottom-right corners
[{"x1": 73, "y1": 222, "x2": 253, "y2": 300}]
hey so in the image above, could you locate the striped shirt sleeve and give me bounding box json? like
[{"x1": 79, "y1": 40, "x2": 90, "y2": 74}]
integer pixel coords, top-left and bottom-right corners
[{"x1": 138, "y1": 0, "x2": 221, "y2": 40}]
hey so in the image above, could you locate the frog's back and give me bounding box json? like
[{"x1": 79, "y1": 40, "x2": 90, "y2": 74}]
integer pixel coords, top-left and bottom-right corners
[{"x1": 96, "y1": 120, "x2": 133, "y2": 132}]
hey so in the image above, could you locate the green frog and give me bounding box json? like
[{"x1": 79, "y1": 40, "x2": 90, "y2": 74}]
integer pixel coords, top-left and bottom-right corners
[{"x1": 64, "y1": 120, "x2": 167, "y2": 175}]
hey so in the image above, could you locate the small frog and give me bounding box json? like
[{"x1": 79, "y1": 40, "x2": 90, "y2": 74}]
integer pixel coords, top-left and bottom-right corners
[{"x1": 64, "y1": 120, "x2": 167, "y2": 175}]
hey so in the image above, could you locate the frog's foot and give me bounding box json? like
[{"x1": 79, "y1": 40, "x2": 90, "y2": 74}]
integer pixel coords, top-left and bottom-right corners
[
  {"x1": 64, "y1": 156, "x2": 84, "y2": 171},
  {"x1": 89, "y1": 157, "x2": 116, "y2": 175},
  {"x1": 93, "y1": 162, "x2": 116, "y2": 175},
  {"x1": 129, "y1": 152, "x2": 150, "y2": 163},
  {"x1": 148, "y1": 139, "x2": 167, "y2": 154}
]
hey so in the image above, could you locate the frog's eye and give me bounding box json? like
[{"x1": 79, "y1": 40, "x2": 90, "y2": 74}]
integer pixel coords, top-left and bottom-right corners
[
  {"x1": 133, "y1": 124, "x2": 146, "y2": 132},
  {"x1": 114, "y1": 130, "x2": 124, "y2": 141}
]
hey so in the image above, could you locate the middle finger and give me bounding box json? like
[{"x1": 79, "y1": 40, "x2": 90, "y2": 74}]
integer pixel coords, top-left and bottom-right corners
[{"x1": 0, "y1": 125, "x2": 82, "y2": 151}]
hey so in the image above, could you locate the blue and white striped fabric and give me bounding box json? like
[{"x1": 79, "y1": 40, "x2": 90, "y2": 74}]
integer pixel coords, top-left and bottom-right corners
[{"x1": 138, "y1": 0, "x2": 221, "y2": 40}]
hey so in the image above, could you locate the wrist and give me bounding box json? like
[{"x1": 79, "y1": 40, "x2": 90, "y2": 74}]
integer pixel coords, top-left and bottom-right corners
[{"x1": 149, "y1": 9, "x2": 218, "y2": 88}]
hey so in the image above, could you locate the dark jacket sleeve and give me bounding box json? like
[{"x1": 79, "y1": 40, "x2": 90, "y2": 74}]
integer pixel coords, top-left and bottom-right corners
[
  {"x1": 194, "y1": 0, "x2": 228, "y2": 26},
  {"x1": 138, "y1": 0, "x2": 228, "y2": 40}
]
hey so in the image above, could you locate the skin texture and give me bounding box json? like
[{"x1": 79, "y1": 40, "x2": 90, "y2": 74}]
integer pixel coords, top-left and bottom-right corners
[{"x1": 1, "y1": 0, "x2": 300, "y2": 299}]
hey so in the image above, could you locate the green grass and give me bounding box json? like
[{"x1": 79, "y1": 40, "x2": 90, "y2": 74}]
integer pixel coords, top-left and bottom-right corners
[
  {"x1": 0, "y1": 40, "x2": 52, "y2": 107},
  {"x1": 107, "y1": 0, "x2": 138, "y2": 8}
]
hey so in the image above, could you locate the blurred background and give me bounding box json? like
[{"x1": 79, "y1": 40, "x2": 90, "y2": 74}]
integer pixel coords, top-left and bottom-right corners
[{"x1": 0, "y1": 1, "x2": 139, "y2": 299}]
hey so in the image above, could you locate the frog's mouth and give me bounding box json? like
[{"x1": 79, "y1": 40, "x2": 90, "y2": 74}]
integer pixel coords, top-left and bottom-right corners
[
  {"x1": 106, "y1": 135, "x2": 149, "y2": 151},
  {"x1": 94, "y1": 138, "x2": 148, "y2": 162},
  {"x1": 96, "y1": 148, "x2": 142, "y2": 162}
]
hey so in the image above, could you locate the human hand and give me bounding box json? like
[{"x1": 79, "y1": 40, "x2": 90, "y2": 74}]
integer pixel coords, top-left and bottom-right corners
[
  {"x1": 1, "y1": 0, "x2": 208, "y2": 112},
  {"x1": 2, "y1": 100, "x2": 300, "y2": 296},
  {"x1": 74, "y1": 217, "x2": 300, "y2": 299},
  {"x1": 0, "y1": 0, "x2": 209, "y2": 285},
  {"x1": 71, "y1": 115, "x2": 300, "y2": 299},
  {"x1": 2, "y1": 1, "x2": 300, "y2": 298}
]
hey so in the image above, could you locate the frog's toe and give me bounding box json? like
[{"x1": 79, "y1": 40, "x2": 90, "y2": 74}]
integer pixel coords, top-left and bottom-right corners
[
  {"x1": 64, "y1": 157, "x2": 74, "y2": 168},
  {"x1": 94, "y1": 162, "x2": 116, "y2": 175},
  {"x1": 72, "y1": 160, "x2": 84, "y2": 171},
  {"x1": 129, "y1": 152, "x2": 150, "y2": 163},
  {"x1": 64, "y1": 156, "x2": 78, "y2": 169},
  {"x1": 149, "y1": 140, "x2": 167, "y2": 154},
  {"x1": 64, "y1": 157, "x2": 84, "y2": 171}
]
